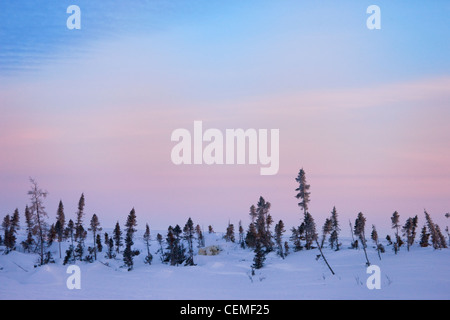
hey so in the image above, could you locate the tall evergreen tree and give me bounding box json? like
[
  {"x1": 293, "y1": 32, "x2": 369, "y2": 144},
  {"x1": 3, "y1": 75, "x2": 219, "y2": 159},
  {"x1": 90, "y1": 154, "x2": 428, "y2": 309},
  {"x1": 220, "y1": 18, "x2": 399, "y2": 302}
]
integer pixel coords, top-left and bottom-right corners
[
  {"x1": 74, "y1": 194, "x2": 87, "y2": 261},
  {"x1": 245, "y1": 222, "x2": 257, "y2": 248},
  {"x1": 22, "y1": 205, "x2": 35, "y2": 252},
  {"x1": 105, "y1": 238, "x2": 115, "y2": 259},
  {"x1": 96, "y1": 234, "x2": 103, "y2": 253},
  {"x1": 47, "y1": 223, "x2": 57, "y2": 247},
  {"x1": 252, "y1": 236, "x2": 266, "y2": 271},
  {"x1": 183, "y1": 218, "x2": 195, "y2": 266},
  {"x1": 255, "y1": 196, "x2": 273, "y2": 251},
  {"x1": 371, "y1": 224, "x2": 384, "y2": 260},
  {"x1": 56, "y1": 200, "x2": 65, "y2": 238},
  {"x1": 424, "y1": 210, "x2": 447, "y2": 249},
  {"x1": 289, "y1": 224, "x2": 304, "y2": 252},
  {"x1": 2, "y1": 215, "x2": 14, "y2": 253},
  {"x1": 123, "y1": 208, "x2": 138, "y2": 271},
  {"x1": 143, "y1": 223, "x2": 153, "y2": 265},
  {"x1": 195, "y1": 224, "x2": 205, "y2": 248},
  {"x1": 391, "y1": 211, "x2": 402, "y2": 254},
  {"x1": 55, "y1": 220, "x2": 63, "y2": 258},
  {"x1": 295, "y1": 168, "x2": 310, "y2": 215},
  {"x1": 402, "y1": 216, "x2": 418, "y2": 251},
  {"x1": 164, "y1": 225, "x2": 185, "y2": 266},
  {"x1": 74, "y1": 193, "x2": 85, "y2": 241},
  {"x1": 238, "y1": 221, "x2": 245, "y2": 248},
  {"x1": 303, "y1": 212, "x2": 317, "y2": 250},
  {"x1": 156, "y1": 233, "x2": 164, "y2": 256},
  {"x1": 88, "y1": 214, "x2": 102, "y2": 260},
  {"x1": 11, "y1": 208, "x2": 20, "y2": 231},
  {"x1": 63, "y1": 219, "x2": 75, "y2": 265},
  {"x1": 329, "y1": 206, "x2": 341, "y2": 251},
  {"x1": 249, "y1": 205, "x2": 257, "y2": 223},
  {"x1": 27, "y1": 178, "x2": 49, "y2": 266},
  {"x1": 113, "y1": 221, "x2": 123, "y2": 253},
  {"x1": 274, "y1": 220, "x2": 286, "y2": 259},
  {"x1": 354, "y1": 212, "x2": 370, "y2": 266},
  {"x1": 320, "y1": 218, "x2": 333, "y2": 249},
  {"x1": 225, "y1": 222, "x2": 235, "y2": 243},
  {"x1": 419, "y1": 225, "x2": 430, "y2": 247}
]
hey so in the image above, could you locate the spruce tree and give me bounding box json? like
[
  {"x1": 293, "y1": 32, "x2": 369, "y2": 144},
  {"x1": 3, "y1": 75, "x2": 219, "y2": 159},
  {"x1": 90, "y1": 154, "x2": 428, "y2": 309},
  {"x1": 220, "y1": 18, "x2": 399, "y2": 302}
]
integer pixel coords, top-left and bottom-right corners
[
  {"x1": 354, "y1": 212, "x2": 370, "y2": 266},
  {"x1": 96, "y1": 234, "x2": 103, "y2": 253},
  {"x1": 56, "y1": 200, "x2": 65, "y2": 238},
  {"x1": 106, "y1": 238, "x2": 115, "y2": 259},
  {"x1": 289, "y1": 224, "x2": 304, "y2": 252},
  {"x1": 255, "y1": 196, "x2": 273, "y2": 251},
  {"x1": 284, "y1": 241, "x2": 290, "y2": 257},
  {"x1": 47, "y1": 223, "x2": 57, "y2": 247},
  {"x1": 22, "y1": 205, "x2": 35, "y2": 252},
  {"x1": 164, "y1": 225, "x2": 185, "y2": 266},
  {"x1": 321, "y1": 218, "x2": 332, "y2": 249},
  {"x1": 295, "y1": 168, "x2": 310, "y2": 215},
  {"x1": 391, "y1": 211, "x2": 402, "y2": 254},
  {"x1": 329, "y1": 206, "x2": 341, "y2": 251},
  {"x1": 88, "y1": 214, "x2": 102, "y2": 260},
  {"x1": 419, "y1": 225, "x2": 430, "y2": 247},
  {"x1": 74, "y1": 194, "x2": 85, "y2": 241},
  {"x1": 371, "y1": 224, "x2": 384, "y2": 260},
  {"x1": 245, "y1": 222, "x2": 257, "y2": 248},
  {"x1": 252, "y1": 237, "x2": 266, "y2": 270},
  {"x1": 238, "y1": 220, "x2": 245, "y2": 248},
  {"x1": 195, "y1": 224, "x2": 205, "y2": 248},
  {"x1": 402, "y1": 216, "x2": 418, "y2": 251},
  {"x1": 2, "y1": 215, "x2": 13, "y2": 253},
  {"x1": 123, "y1": 208, "x2": 138, "y2": 271},
  {"x1": 74, "y1": 194, "x2": 87, "y2": 261},
  {"x1": 113, "y1": 221, "x2": 123, "y2": 253},
  {"x1": 11, "y1": 208, "x2": 20, "y2": 231},
  {"x1": 55, "y1": 220, "x2": 63, "y2": 258},
  {"x1": 225, "y1": 222, "x2": 235, "y2": 243},
  {"x1": 274, "y1": 220, "x2": 286, "y2": 259},
  {"x1": 183, "y1": 218, "x2": 195, "y2": 266},
  {"x1": 143, "y1": 223, "x2": 153, "y2": 265},
  {"x1": 249, "y1": 205, "x2": 257, "y2": 223},
  {"x1": 424, "y1": 210, "x2": 447, "y2": 249},
  {"x1": 173, "y1": 224, "x2": 186, "y2": 265},
  {"x1": 63, "y1": 219, "x2": 75, "y2": 264},
  {"x1": 156, "y1": 233, "x2": 164, "y2": 256},
  {"x1": 104, "y1": 232, "x2": 109, "y2": 247},
  {"x1": 303, "y1": 212, "x2": 316, "y2": 250}
]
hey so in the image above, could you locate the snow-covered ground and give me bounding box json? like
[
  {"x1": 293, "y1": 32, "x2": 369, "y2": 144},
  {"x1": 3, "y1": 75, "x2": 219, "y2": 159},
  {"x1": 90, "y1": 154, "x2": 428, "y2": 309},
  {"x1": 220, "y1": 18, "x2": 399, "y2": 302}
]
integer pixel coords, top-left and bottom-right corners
[{"x1": 0, "y1": 231, "x2": 449, "y2": 300}]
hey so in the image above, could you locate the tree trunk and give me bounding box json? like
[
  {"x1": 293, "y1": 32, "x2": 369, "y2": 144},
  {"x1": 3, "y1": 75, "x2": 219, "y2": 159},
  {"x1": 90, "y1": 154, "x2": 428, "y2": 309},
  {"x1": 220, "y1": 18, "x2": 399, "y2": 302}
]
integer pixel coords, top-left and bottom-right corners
[{"x1": 315, "y1": 239, "x2": 335, "y2": 275}]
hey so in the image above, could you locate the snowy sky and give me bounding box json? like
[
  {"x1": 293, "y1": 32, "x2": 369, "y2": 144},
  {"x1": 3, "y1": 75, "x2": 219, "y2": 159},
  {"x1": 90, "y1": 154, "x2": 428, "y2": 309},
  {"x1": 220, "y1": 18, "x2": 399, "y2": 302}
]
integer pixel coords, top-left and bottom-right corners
[{"x1": 0, "y1": 1, "x2": 449, "y2": 233}]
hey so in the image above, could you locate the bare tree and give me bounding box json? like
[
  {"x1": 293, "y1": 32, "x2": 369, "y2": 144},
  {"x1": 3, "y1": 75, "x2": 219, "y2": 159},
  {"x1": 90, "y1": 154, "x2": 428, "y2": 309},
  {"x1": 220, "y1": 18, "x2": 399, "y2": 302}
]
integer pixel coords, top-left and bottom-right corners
[{"x1": 27, "y1": 178, "x2": 48, "y2": 266}]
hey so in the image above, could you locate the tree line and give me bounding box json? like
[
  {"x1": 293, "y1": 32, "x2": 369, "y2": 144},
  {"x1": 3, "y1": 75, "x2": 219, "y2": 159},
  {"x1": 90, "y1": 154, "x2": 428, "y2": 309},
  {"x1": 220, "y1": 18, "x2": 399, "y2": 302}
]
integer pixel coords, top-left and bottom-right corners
[{"x1": 1, "y1": 173, "x2": 449, "y2": 273}]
